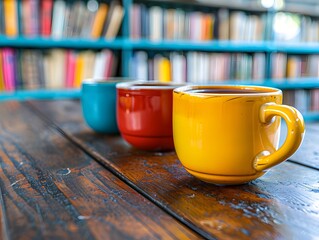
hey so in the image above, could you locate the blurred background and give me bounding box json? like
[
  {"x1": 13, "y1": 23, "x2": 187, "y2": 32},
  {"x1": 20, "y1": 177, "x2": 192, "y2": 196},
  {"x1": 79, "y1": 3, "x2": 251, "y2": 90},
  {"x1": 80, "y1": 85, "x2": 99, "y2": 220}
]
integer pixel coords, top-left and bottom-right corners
[{"x1": 0, "y1": 0, "x2": 318, "y2": 120}]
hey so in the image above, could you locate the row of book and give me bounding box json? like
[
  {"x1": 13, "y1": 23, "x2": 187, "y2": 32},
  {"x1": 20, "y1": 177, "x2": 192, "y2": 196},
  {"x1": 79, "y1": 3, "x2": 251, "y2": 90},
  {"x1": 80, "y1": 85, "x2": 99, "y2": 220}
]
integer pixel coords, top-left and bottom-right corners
[
  {"x1": 272, "y1": 53, "x2": 319, "y2": 79},
  {"x1": 283, "y1": 89, "x2": 319, "y2": 113},
  {"x1": 0, "y1": 48, "x2": 118, "y2": 91},
  {"x1": 130, "y1": 51, "x2": 266, "y2": 82},
  {"x1": 130, "y1": 4, "x2": 268, "y2": 41},
  {"x1": 0, "y1": 0, "x2": 124, "y2": 39},
  {"x1": 130, "y1": 51, "x2": 319, "y2": 82}
]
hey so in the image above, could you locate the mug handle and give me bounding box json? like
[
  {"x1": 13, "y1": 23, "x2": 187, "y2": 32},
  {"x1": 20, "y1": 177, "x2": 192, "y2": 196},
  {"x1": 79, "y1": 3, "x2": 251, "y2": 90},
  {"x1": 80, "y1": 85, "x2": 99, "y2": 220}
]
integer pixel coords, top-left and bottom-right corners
[{"x1": 254, "y1": 103, "x2": 305, "y2": 172}]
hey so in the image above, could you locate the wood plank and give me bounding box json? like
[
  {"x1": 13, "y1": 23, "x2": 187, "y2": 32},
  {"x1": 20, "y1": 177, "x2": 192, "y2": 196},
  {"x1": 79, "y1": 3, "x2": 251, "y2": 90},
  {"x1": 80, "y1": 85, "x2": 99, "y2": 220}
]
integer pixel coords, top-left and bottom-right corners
[
  {"x1": 29, "y1": 100, "x2": 319, "y2": 240},
  {"x1": 0, "y1": 101, "x2": 200, "y2": 240},
  {"x1": 280, "y1": 122, "x2": 319, "y2": 169}
]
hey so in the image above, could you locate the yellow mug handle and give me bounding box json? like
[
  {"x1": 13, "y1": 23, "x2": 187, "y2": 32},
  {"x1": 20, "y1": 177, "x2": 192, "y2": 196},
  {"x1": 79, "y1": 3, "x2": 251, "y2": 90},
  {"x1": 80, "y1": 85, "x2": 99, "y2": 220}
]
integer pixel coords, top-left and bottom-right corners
[{"x1": 254, "y1": 103, "x2": 305, "y2": 172}]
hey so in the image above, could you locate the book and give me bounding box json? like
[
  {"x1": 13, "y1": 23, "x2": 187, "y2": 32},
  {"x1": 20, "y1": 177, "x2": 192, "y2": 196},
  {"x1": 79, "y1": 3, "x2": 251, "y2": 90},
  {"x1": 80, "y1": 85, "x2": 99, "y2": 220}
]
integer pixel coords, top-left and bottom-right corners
[
  {"x1": 51, "y1": 0, "x2": 66, "y2": 39},
  {"x1": 3, "y1": 0, "x2": 19, "y2": 37},
  {"x1": 29, "y1": 0, "x2": 39, "y2": 36},
  {"x1": 149, "y1": 6, "x2": 163, "y2": 41},
  {"x1": 0, "y1": 1, "x2": 4, "y2": 35},
  {"x1": 91, "y1": 3, "x2": 108, "y2": 39},
  {"x1": 170, "y1": 52, "x2": 186, "y2": 83},
  {"x1": 21, "y1": 0, "x2": 32, "y2": 36},
  {"x1": 93, "y1": 50, "x2": 106, "y2": 78},
  {"x1": 104, "y1": 1, "x2": 124, "y2": 39},
  {"x1": 311, "y1": 89, "x2": 319, "y2": 111},
  {"x1": 46, "y1": 49, "x2": 66, "y2": 89},
  {"x1": 73, "y1": 1, "x2": 86, "y2": 37},
  {"x1": 21, "y1": 0, "x2": 39, "y2": 37},
  {"x1": 103, "y1": 49, "x2": 114, "y2": 78},
  {"x1": 130, "y1": 4, "x2": 141, "y2": 39},
  {"x1": 40, "y1": 0, "x2": 53, "y2": 37},
  {"x1": 74, "y1": 52, "x2": 85, "y2": 88},
  {"x1": 2, "y1": 48, "x2": 16, "y2": 91},
  {"x1": 65, "y1": 50, "x2": 76, "y2": 88},
  {"x1": 62, "y1": 1, "x2": 70, "y2": 37},
  {"x1": 82, "y1": 50, "x2": 96, "y2": 81},
  {"x1": 217, "y1": 8, "x2": 229, "y2": 40},
  {"x1": 0, "y1": 50, "x2": 4, "y2": 91},
  {"x1": 135, "y1": 51, "x2": 148, "y2": 80},
  {"x1": 158, "y1": 56, "x2": 171, "y2": 82}
]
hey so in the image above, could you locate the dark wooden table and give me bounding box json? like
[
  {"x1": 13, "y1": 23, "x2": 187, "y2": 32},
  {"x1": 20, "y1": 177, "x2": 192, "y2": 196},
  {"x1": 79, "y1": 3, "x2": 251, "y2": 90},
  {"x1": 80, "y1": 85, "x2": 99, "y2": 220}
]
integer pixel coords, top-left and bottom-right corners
[{"x1": 0, "y1": 100, "x2": 318, "y2": 240}]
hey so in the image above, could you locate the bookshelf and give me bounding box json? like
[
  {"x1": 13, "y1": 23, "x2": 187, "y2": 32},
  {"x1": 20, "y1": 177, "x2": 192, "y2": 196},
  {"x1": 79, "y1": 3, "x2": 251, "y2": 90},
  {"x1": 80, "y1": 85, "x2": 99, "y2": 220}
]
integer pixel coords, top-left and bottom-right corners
[{"x1": 0, "y1": 0, "x2": 319, "y2": 121}]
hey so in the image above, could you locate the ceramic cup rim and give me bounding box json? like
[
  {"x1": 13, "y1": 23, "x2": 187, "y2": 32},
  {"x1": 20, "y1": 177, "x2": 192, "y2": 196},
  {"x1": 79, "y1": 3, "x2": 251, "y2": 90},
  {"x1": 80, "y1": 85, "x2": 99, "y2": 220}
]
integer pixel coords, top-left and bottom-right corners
[
  {"x1": 116, "y1": 80, "x2": 187, "y2": 90},
  {"x1": 173, "y1": 84, "x2": 282, "y2": 97}
]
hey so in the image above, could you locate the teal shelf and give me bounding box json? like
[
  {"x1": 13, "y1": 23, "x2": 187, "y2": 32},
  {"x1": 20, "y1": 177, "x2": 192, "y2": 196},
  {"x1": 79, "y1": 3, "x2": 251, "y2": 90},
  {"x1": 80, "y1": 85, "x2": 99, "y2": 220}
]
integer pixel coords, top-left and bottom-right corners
[
  {"x1": 303, "y1": 112, "x2": 319, "y2": 122},
  {"x1": 2, "y1": 37, "x2": 319, "y2": 54},
  {"x1": 0, "y1": 89, "x2": 81, "y2": 101},
  {"x1": 0, "y1": 37, "x2": 128, "y2": 49},
  {"x1": 130, "y1": 39, "x2": 273, "y2": 52},
  {"x1": 272, "y1": 42, "x2": 319, "y2": 54}
]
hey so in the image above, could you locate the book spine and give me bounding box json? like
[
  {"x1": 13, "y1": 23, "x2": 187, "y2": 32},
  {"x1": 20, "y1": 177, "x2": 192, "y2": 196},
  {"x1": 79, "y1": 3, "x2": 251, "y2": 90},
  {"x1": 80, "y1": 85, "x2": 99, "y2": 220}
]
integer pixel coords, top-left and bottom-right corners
[
  {"x1": 41, "y1": 0, "x2": 53, "y2": 37},
  {"x1": 0, "y1": 49, "x2": 4, "y2": 91},
  {"x1": 3, "y1": 0, "x2": 19, "y2": 37}
]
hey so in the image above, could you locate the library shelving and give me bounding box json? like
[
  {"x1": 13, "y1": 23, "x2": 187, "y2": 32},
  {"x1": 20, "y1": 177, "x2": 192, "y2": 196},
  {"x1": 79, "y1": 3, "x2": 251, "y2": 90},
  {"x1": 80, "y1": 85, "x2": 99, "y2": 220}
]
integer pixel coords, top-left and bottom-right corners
[{"x1": 0, "y1": 0, "x2": 319, "y2": 121}]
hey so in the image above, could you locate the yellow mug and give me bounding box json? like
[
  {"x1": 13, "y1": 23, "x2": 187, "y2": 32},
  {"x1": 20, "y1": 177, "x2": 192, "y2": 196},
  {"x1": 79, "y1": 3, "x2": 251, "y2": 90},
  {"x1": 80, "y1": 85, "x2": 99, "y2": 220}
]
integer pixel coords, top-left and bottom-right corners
[{"x1": 173, "y1": 85, "x2": 305, "y2": 185}]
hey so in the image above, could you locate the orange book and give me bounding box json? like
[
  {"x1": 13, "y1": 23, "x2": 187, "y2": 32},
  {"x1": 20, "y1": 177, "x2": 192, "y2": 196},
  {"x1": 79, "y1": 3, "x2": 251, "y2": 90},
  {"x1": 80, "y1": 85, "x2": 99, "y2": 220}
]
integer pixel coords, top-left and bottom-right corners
[
  {"x1": 91, "y1": 3, "x2": 108, "y2": 39},
  {"x1": 73, "y1": 52, "x2": 85, "y2": 88},
  {"x1": 3, "y1": 0, "x2": 19, "y2": 37}
]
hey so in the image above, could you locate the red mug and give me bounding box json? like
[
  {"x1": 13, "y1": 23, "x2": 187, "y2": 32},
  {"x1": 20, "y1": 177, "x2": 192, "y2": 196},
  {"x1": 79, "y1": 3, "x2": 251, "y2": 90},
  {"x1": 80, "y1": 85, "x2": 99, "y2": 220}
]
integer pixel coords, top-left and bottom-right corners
[{"x1": 116, "y1": 81, "x2": 185, "y2": 151}]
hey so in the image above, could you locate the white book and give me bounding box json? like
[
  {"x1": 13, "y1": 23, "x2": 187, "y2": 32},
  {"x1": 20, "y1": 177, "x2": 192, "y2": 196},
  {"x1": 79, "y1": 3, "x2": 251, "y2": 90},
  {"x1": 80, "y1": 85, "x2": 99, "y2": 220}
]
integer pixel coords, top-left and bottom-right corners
[
  {"x1": 171, "y1": 52, "x2": 186, "y2": 83},
  {"x1": 187, "y1": 52, "x2": 196, "y2": 83},
  {"x1": 190, "y1": 12, "x2": 202, "y2": 41},
  {"x1": 47, "y1": 49, "x2": 66, "y2": 88},
  {"x1": 51, "y1": 0, "x2": 66, "y2": 39},
  {"x1": 201, "y1": 53, "x2": 209, "y2": 83},
  {"x1": 150, "y1": 6, "x2": 163, "y2": 42},
  {"x1": 252, "y1": 53, "x2": 266, "y2": 81},
  {"x1": 175, "y1": 9, "x2": 185, "y2": 40},
  {"x1": 135, "y1": 51, "x2": 148, "y2": 80},
  {"x1": 214, "y1": 54, "x2": 225, "y2": 82},
  {"x1": 230, "y1": 11, "x2": 246, "y2": 41},
  {"x1": 153, "y1": 54, "x2": 162, "y2": 80},
  {"x1": 82, "y1": 51, "x2": 96, "y2": 79},
  {"x1": 294, "y1": 90, "x2": 308, "y2": 114},
  {"x1": 93, "y1": 51, "x2": 106, "y2": 78}
]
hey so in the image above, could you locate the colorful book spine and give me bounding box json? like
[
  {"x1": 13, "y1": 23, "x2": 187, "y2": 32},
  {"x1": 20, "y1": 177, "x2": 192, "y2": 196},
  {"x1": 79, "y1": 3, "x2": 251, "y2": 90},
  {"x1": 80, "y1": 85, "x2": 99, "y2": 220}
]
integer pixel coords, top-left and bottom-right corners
[
  {"x1": 74, "y1": 53, "x2": 85, "y2": 88},
  {"x1": 41, "y1": 0, "x2": 53, "y2": 36},
  {"x1": 0, "y1": 50, "x2": 4, "y2": 91},
  {"x1": 3, "y1": 0, "x2": 19, "y2": 37},
  {"x1": 2, "y1": 48, "x2": 15, "y2": 91},
  {"x1": 65, "y1": 50, "x2": 76, "y2": 88},
  {"x1": 91, "y1": 3, "x2": 108, "y2": 39}
]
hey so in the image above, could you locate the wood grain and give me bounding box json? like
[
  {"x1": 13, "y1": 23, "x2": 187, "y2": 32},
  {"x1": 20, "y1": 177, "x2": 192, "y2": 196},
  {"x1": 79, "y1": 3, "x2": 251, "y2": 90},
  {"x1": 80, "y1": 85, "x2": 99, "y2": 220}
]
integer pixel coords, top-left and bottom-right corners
[
  {"x1": 280, "y1": 122, "x2": 319, "y2": 169},
  {"x1": 0, "y1": 101, "x2": 200, "y2": 240},
  {"x1": 28, "y1": 100, "x2": 319, "y2": 240}
]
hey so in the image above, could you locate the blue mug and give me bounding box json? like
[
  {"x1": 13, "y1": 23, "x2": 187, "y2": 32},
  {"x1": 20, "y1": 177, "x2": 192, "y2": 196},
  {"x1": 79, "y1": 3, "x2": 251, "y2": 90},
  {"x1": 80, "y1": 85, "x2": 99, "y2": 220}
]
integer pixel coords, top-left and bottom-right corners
[{"x1": 81, "y1": 78, "x2": 131, "y2": 134}]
